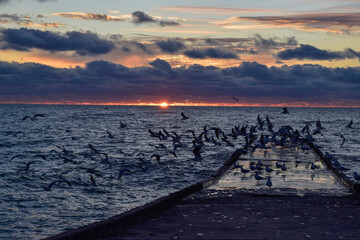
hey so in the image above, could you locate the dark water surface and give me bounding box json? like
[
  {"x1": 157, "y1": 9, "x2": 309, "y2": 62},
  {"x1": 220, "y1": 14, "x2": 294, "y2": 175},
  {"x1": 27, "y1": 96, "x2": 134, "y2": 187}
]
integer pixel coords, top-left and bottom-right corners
[{"x1": 0, "y1": 105, "x2": 359, "y2": 239}]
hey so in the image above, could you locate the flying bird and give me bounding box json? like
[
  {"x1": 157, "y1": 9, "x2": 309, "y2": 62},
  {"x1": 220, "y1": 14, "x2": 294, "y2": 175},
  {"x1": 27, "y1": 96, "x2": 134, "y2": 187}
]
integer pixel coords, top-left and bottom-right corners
[
  {"x1": 231, "y1": 96, "x2": 239, "y2": 102},
  {"x1": 340, "y1": 134, "x2": 346, "y2": 148},
  {"x1": 346, "y1": 119, "x2": 353, "y2": 128},
  {"x1": 181, "y1": 112, "x2": 189, "y2": 120},
  {"x1": 281, "y1": 108, "x2": 289, "y2": 114},
  {"x1": 44, "y1": 179, "x2": 72, "y2": 191}
]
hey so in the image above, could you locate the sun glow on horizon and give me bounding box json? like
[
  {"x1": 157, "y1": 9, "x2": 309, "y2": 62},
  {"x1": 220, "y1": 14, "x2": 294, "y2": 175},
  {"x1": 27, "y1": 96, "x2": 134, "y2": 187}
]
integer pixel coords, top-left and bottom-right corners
[{"x1": 160, "y1": 102, "x2": 169, "y2": 108}]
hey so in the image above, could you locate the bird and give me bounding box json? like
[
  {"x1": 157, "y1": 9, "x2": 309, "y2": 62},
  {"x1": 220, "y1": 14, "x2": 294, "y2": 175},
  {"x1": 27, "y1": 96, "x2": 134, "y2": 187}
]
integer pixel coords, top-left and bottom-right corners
[
  {"x1": 151, "y1": 154, "x2": 162, "y2": 162},
  {"x1": 254, "y1": 171, "x2": 264, "y2": 180},
  {"x1": 240, "y1": 166, "x2": 250, "y2": 173},
  {"x1": 88, "y1": 144, "x2": 99, "y2": 153},
  {"x1": 346, "y1": 119, "x2": 353, "y2": 128},
  {"x1": 310, "y1": 162, "x2": 316, "y2": 170},
  {"x1": 191, "y1": 145, "x2": 203, "y2": 161},
  {"x1": 21, "y1": 114, "x2": 46, "y2": 121},
  {"x1": 107, "y1": 131, "x2": 114, "y2": 139},
  {"x1": 354, "y1": 172, "x2": 360, "y2": 181},
  {"x1": 44, "y1": 179, "x2": 71, "y2": 191},
  {"x1": 249, "y1": 162, "x2": 256, "y2": 170},
  {"x1": 281, "y1": 163, "x2": 286, "y2": 171},
  {"x1": 181, "y1": 112, "x2": 189, "y2": 120},
  {"x1": 340, "y1": 134, "x2": 346, "y2": 148},
  {"x1": 118, "y1": 168, "x2": 131, "y2": 179},
  {"x1": 24, "y1": 161, "x2": 35, "y2": 172},
  {"x1": 265, "y1": 165, "x2": 273, "y2": 172},
  {"x1": 281, "y1": 108, "x2": 289, "y2": 114},
  {"x1": 90, "y1": 175, "x2": 97, "y2": 186},
  {"x1": 231, "y1": 97, "x2": 239, "y2": 103},
  {"x1": 10, "y1": 154, "x2": 26, "y2": 161},
  {"x1": 275, "y1": 162, "x2": 282, "y2": 168},
  {"x1": 120, "y1": 122, "x2": 127, "y2": 128},
  {"x1": 266, "y1": 177, "x2": 272, "y2": 187}
]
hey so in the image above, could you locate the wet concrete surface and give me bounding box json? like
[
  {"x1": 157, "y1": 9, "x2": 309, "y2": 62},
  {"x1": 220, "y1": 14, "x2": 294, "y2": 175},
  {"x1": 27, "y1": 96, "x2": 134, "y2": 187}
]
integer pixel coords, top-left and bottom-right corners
[{"x1": 104, "y1": 190, "x2": 360, "y2": 240}]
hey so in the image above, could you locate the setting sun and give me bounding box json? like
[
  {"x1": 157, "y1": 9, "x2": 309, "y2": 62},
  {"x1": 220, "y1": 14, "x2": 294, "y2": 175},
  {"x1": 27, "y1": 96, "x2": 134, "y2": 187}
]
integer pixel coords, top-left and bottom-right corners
[{"x1": 160, "y1": 102, "x2": 169, "y2": 108}]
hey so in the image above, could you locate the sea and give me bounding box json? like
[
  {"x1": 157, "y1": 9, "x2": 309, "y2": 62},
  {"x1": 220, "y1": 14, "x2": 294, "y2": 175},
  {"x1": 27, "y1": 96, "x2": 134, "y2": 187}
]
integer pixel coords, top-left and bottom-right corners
[{"x1": 0, "y1": 105, "x2": 359, "y2": 239}]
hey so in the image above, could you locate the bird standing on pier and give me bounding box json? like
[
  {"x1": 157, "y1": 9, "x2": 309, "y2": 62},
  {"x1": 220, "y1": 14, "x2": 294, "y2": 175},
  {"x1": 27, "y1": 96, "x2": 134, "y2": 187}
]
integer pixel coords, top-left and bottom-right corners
[{"x1": 266, "y1": 177, "x2": 272, "y2": 187}]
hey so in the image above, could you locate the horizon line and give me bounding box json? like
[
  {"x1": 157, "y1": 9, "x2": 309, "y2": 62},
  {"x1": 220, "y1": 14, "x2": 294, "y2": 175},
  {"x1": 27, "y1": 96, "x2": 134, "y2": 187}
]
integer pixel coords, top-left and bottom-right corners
[{"x1": 0, "y1": 101, "x2": 359, "y2": 108}]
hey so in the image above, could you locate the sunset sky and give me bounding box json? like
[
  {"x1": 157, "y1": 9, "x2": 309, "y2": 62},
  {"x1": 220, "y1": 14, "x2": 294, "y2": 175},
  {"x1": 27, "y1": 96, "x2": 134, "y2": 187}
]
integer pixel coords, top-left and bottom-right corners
[{"x1": 1, "y1": 0, "x2": 360, "y2": 106}]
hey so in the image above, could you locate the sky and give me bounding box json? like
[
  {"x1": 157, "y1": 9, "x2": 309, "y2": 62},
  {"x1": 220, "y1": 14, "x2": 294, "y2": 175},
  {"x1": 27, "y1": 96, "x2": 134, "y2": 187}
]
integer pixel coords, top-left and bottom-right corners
[{"x1": 0, "y1": 0, "x2": 360, "y2": 106}]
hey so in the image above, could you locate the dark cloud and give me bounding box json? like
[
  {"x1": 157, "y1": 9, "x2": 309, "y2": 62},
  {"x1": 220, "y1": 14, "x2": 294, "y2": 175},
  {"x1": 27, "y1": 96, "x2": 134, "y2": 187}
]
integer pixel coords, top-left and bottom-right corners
[
  {"x1": 0, "y1": 28, "x2": 115, "y2": 55},
  {"x1": 131, "y1": 11, "x2": 180, "y2": 27},
  {"x1": 149, "y1": 58, "x2": 172, "y2": 72},
  {"x1": 277, "y1": 44, "x2": 360, "y2": 61},
  {"x1": 0, "y1": 14, "x2": 63, "y2": 28},
  {"x1": 54, "y1": 12, "x2": 124, "y2": 21},
  {"x1": 130, "y1": 41, "x2": 151, "y2": 54},
  {"x1": 132, "y1": 11, "x2": 156, "y2": 24},
  {"x1": 184, "y1": 48, "x2": 239, "y2": 59},
  {"x1": 155, "y1": 39, "x2": 184, "y2": 53},
  {"x1": 235, "y1": 13, "x2": 360, "y2": 33},
  {"x1": 254, "y1": 34, "x2": 298, "y2": 48},
  {"x1": 0, "y1": 0, "x2": 9, "y2": 4},
  {"x1": 159, "y1": 20, "x2": 180, "y2": 27},
  {"x1": 1, "y1": 60, "x2": 360, "y2": 105}
]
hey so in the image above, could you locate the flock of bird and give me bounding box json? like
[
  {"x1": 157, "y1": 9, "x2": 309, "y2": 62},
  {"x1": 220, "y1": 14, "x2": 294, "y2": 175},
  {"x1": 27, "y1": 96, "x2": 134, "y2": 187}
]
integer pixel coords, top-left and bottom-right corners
[{"x1": 3, "y1": 108, "x2": 359, "y2": 192}]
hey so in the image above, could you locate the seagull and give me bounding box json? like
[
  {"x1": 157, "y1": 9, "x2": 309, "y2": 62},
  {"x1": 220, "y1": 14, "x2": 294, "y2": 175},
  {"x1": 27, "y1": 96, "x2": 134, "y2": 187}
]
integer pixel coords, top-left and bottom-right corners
[
  {"x1": 346, "y1": 119, "x2": 353, "y2": 128},
  {"x1": 192, "y1": 145, "x2": 203, "y2": 161},
  {"x1": 254, "y1": 171, "x2": 264, "y2": 180},
  {"x1": 266, "y1": 177, "x2": 272, "y2": 187},
  {"x1": 44, "y1": 179, "x2": 71, "y2": 191},
  {"x1": 120, "y1": 122, "x2": 127, "y2": 128},
  {"x1": 21, "y1": 114, "x2": 46, "y2": 121},
  {"x1": 118, "y1": 168, "x2": 131, "y2": 179},
  {"x1": 310, "y1": 162, "x2": 316, "y2": 170},
  {"x1": 24, "y1": 161, "x2": 35, "y2": 172},
  {"x1": 240, "y1": 166, "x2": 250, "y2": 173},
  {"x1": 281, "y1": 108, "x2": 289, "y2": 114},
  {"x1": 181, "y1": 112, "x2": 189, "y2": 120},
  {"x1": 265, "y1": 165, "x2": 273, "y2": 173},
  {"x1": 88, "y1": 144, "x2": 99, "y2": 153},
  {"x1": 107, "y1": 131, "x2": 114, "y2": 139},
  {"x1": 249, "y1": 162, "x2": 256, "y2": 170},
  {"x1": 354, "y1": 172, "x2": 360, "y2": 181},
  {"x1": 90, "y1": 175, "x2": 97, "y2": 186},
  {"x1": 10, "y1": 154, "x2": 26, "y2": 161},
  {"x1": 231, "y1": 97, "x2": 239, "y2": 103},
  {"x1": 151, "y1": 154, "x2": 162, "y2": 162},
  {"x1": 340, "y1": 134, "x2": 346, "y2": 148}
]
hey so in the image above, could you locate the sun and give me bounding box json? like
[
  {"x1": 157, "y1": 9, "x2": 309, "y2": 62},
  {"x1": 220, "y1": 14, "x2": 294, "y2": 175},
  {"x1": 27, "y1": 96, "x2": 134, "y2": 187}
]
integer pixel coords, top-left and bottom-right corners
[{"x1": 160, "y1": 102, "x2": 169, "y2": 108}]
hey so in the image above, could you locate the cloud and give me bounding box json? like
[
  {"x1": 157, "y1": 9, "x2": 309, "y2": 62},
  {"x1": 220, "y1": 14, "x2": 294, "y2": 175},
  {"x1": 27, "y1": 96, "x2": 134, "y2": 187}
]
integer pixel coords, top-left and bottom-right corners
[
  {"x1": 53, "y1": 12, "x2": 124, "y2": 21},
  {"x1": 132, "y1": 11, "x2": 156, "y2": 24},
  {"x1": 254, "y1": 34, "x2": 297, "y2": 48},
  {"x1": 155, "y1": 39, "x2": 185, "y2": 53},
  {"x1": 234, "y1": 12, "x2": 360, "y2": 33},
  {"x1": 131, "y1": 11, "x2": 180, "y2": 27},
  {"x1": 277, "y1": 44, "x2": 360, "y2": 61},
  {"x1": 184, "y1": 48, "x2": 239, "y2": 59},
  {"x1": 0, "y1": 28, "x2": 115, "y2": 55},
  {"x1": 0, "y1": 13, "x2": 63, "y2": 28},
  {"x1": 149, "y1": 58, "x2": 172, "y2": 72},
  {"x1": 1, "y1": 60, "x2": 360, "y2": 105}
]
